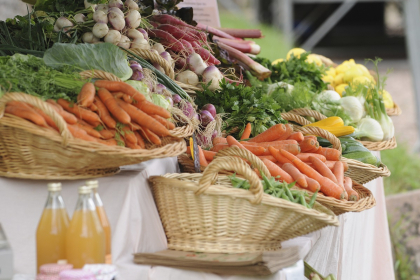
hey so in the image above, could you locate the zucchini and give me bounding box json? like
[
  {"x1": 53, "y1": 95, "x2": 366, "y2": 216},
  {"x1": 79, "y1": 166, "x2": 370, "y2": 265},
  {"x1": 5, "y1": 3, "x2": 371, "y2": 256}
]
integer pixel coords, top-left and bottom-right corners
[
  {"x1": 342, "y1": 143, "x2": 370, "y2": 154},
  {"x1": 317, "y1": 137, "x2": 332, "y2": 147},
  {"x1": 344, "y1": 151, "x2": 380, "y2": 166}
]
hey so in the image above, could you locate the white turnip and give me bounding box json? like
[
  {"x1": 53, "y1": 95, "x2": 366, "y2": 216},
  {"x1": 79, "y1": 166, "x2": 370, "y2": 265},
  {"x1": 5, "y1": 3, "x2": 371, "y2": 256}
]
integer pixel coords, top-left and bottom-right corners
[
  {"x1": 108, "y1": 11, "x2": 125, "y2": 31},
  {"x1": 74, "y1": 13, "x2": 86, "y2": 23},
  {"x1": 92, "y1": 23, "x2": 109, "y2": 38},
  {"x1": 95, "y1": 4, "x2": 108, "y2": 13},
  {"x1": 108, "y1": 0, "x2": 123, "y2": 9},
  {"x1": 131, "y1": 38, "x2": 150, "y2": 49},
  {"x1": 124, "y1": 0, "x2": 139, "y2": 10},
  {"x1": 126, "y1": 29, "x2": 144, "y2": 40},
  {"x1": 129, "y1": 61, "x2": 142, "y2": 72},
  {"x1": 152, "y1": 43, "x2": 165, "y2": 54},
  {"x1": 93, "y1": 10, "x2": 108, "y2": 23},
  {"x1": 136, "y1": 28, "x2": 148, "y2": 40},
  {"x1": 202, "y1": 66, "x2": 223, "y2": 91},
  {"x1": 104, "y1": 30, "x2": 122, "y2": 45},
  {"x1": 172, "y1": 94, "x2": 182, "y2": 104},
  {"x1": 126, "y1": 10, "x2": 141, "y2": 29},
  {"x1": 155, "y1": 84, "x2": 167, "y2": 95},
  {"x1": 187, "y1": 53, "x2": 207, "y2": 75},
  {"x1": 117, "y1": 35, "x2": 131, "y2": 49},
  {"x1": 54, "y1": 17, "x2": 73, "y2": 32},
  {"x1": 130, "y1": 71, "x2": 144, "y2": 81},
  {"x1": 176, "y1": 70, "x2": 199, "y2": 86},
  {"x1": 84, "y1": 0, "x2": 97, "y2": 9},
  {"x1": 108, "y1": 7, "x2": 124, "y2": 17},
  {"x1": 82, "y1": 32, "x2": 100, "y2": 43}
]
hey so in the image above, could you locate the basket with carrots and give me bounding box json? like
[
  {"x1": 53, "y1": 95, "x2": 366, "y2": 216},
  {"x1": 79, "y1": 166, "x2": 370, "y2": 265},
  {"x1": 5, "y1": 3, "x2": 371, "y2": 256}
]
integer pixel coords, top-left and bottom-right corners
[
  {"x1": 149, "y1": 153, "x2": 339, "y2": 253},
  {"x1": 0, "y1": 80, "x2": 188, "y2": 180}
]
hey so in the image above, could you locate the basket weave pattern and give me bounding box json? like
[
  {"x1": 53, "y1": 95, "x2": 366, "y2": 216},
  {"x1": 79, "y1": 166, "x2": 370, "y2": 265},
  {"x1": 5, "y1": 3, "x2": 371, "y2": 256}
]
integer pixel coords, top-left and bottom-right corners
[
  {"x1": 386, "y1": 102, "x2": 402, "y2": 116},
  {"x1": 151, "y1": 156, "x2": 339, "y2": 253},
  {"x1": 126, "y1": 48, "x2": 175, "y2": 80}
]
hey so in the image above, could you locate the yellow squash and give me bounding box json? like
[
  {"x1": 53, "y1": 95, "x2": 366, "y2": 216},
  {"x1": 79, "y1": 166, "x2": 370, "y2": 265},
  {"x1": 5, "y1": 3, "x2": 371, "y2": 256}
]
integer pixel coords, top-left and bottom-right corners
[{"x1": 304, "y1": 117, "x2": 355, "y2": 137}]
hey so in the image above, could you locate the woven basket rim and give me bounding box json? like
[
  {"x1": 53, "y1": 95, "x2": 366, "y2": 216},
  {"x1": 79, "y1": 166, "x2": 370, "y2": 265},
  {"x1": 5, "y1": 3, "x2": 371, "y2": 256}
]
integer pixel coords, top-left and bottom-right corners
[{"x1": 386, "y1": 102, "x2": 402, "y2": 116}]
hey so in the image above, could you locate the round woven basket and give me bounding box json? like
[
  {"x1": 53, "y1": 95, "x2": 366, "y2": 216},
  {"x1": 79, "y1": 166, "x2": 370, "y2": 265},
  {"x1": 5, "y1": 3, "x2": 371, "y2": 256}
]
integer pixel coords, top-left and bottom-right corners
[
  {"x1": 288, "y1": 108, "x2": 397, "y2": 151},
  {"x1": 150, "y1": 156, "x2": 339, "y2": 253},
  {"x1": 0, "y1": 92, "x2": 187, "y2": 180},
  {"x1": 282, "y1": 112, "x2": 390, "y2": 184},
  {"x1": 386, "y1": 102, "x2": 402, "y2": 116}
]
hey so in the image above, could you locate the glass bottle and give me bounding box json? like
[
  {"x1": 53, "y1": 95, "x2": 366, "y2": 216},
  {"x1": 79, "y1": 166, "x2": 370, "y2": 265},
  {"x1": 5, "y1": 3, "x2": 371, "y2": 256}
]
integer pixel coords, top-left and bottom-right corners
[
  {"x1": 86, "y1": 180, "x2": 112, "y2": 264},
  {"x1": 36, "y1": 183, "x2": 70, "y2": 272},
  {"x1": 66, "y1": 186, "x2": 105, "y2": 268}
]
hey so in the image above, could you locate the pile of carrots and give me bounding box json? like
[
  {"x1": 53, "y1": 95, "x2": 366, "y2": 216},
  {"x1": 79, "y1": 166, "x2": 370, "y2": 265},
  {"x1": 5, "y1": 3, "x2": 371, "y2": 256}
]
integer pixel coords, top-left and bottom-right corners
[
  {"x1": 4, "y1": 81, "x2": 176, "y2": 149},
  {"x1": 187, "y1": 123, "x2": 359, "y2": 201}
]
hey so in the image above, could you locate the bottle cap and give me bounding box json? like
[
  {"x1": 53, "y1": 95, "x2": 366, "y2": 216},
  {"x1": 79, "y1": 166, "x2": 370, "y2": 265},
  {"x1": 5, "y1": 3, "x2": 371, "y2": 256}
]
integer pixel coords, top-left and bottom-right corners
[
  {"x1": 85, "y1": 180, "x2": 98, "y2": 189},
  {"x1": 40, "y1": 263, "x2": 73, "y2": 275},
  {"x1": 59, "y1": 269, "x2": 95, "y2": 280},
  {"x1": 47, "y1": 183, "x2": 62, "y2": 192},
  {"x1": 78, "y1": 186, "x2": 91, "y2": 194}
]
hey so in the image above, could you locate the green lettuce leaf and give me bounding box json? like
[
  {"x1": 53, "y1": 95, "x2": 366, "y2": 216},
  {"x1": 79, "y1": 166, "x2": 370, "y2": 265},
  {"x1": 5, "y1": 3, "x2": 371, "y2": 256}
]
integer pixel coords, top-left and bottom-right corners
[{"x1": 43, "y1": 43, "x2": 133, "y2": 81}]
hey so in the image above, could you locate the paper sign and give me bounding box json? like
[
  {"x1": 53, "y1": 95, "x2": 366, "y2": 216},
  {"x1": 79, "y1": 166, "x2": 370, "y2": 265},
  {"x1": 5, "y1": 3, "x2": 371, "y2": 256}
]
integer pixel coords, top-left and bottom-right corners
[{"x1": 177, "y1": 0, "x2": 220, "y2": 27}]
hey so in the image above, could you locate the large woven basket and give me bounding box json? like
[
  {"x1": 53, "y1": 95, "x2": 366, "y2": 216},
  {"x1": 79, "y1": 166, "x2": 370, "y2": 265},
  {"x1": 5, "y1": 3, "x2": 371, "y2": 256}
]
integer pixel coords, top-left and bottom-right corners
[
  {"x1": 150, "y1": 156, "x2": 339, "y2": 253},
  {"x1": 282, "y1": 112, "x2": 390, "y2": 184},
  {"x1": 288, "y1": 108, "x2": 397, "y2": 151},
  {"x1": 386, "y1": 102, "x2": 402, "y2": 116},
  {"x1": 0, "y1": 92, "x2": 187, "y2": 180}
]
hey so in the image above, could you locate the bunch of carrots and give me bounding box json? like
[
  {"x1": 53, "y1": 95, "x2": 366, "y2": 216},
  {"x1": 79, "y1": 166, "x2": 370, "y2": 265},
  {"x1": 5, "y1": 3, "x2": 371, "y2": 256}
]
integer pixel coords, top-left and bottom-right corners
[
  {"x1": 4, "y1": 80, "x2": 176, "y2": 149},
  {"x1": 187, "y1": 123, "x2": 359, "y2": 201}
]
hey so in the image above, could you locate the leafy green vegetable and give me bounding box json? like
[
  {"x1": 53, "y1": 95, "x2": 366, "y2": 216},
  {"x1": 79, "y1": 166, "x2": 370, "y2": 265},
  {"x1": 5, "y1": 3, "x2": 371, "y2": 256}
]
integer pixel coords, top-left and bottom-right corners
[
  {"x1": 0, "y1": 54, "x2": 86, "y2": 101},
  {"x1": 195, "y1": 80, "x2": 285, "y2": 138},
  {"x1": 151, "y1": 94, "x2": 171, "y2": 110},
  {"x1": 270, "y1": 82, "x2": 315, "y2": 112},
  {"x1": 124, "y1": 80, "x2": 152, "y2": 101},
  {"x1": 44, "y1": 43, "x2": 133, "y2": 81}
]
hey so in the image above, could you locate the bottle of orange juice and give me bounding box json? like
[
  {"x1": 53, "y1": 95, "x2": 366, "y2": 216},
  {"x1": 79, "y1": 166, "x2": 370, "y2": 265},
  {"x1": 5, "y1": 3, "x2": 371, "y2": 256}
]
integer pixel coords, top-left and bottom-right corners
[
  {"x1": 86, "y1": 180, "x2": 112, "y2": 264},
  {"x1": 36, "y1": 182, "x2": 70, "y2": 272},
  {"x1": 66, "y1": 186, "x2": 105, "y2": 268}
]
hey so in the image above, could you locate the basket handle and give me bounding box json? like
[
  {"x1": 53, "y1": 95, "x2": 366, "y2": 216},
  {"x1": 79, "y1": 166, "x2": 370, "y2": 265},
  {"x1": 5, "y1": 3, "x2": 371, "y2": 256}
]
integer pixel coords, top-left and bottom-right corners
[
  {"x1": 196, "y1": 156, "x2": 264, "y2": 204},
  {"x1": 79, "y1": 69, "x2": 123, "y2": 81},
  {"x1": 296, "y1": 126, "x2": 342, "y2": 153},
  {"x1": 0, "y1": 92, "x2": 72, "y2": 146},
  {"x1": 127, "y1": 48, "x2": 175, "y2": 80},
  {"x1": 214, "y1": 146, "x2": 271, "y2": 178},
  {"x1": 289, "y1": 108, "x2": 327, "y2": 121},
  {"x1": 281, "y1": 112, "x2": 312, "y2": 126}
]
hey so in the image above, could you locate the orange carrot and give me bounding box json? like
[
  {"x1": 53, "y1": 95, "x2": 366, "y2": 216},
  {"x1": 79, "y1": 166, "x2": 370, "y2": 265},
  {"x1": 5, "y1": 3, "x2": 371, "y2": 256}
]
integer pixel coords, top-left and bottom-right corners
[
  {"x1": 140, "y1": 127, "x2": 162, "y2": 145},
  {"x1": 5, "y1": 103, "x2": 49, "y2": 128},
  {"x1": 258, "y1": 155, "x2": 277, "y2": 162},
  {"x1": 77, "y1": 82, "x2": 96, "y2": 107},
  {"x1": 333, "y1": 161, "x2": 348, "y2": 200},
  {"x1": 46, "y1": 100, "x2": 78, "y2": 125},
  {"x1": 97, "y1": 88, "x2": 131, "y2": 125},
  {"x1": 344, "y1": 177, "x2": 359, "y2": 201},
  {"x1": 282, "y1": 163, "x2": 308, "y2": 188},
  {"x1": 134, "y1": 131, "x2": 146, "y2": 149},
  {"x1": 198, "y1": 146, "x2": 208, "y2": 166},
  {"x1": 111, "y1": 92, "x2": 124, "y2": 99},
  {"x1": 67, "y1": 124, "x2": 99, "y2": 142},
  {"x1": 125, "y1": 140, "x2": 142, "y2": 149},
  {"x1": 99, "y1": 129, "x2": 116, "y2": 140},
  {"x1": 261, "y1": 144, "x2": 300, "y2": 156},
  {"x1": 210, "y1": 143, "x2": 229, "y2": 153},
  {"x1": 316, "y1": 147, "x2": 341, "y2": 161},
  {"x1": 30, "y1": 106, "x2": 59, "y2": 131},
  {"x1": 130, "y1": 122, "x2": 142, "y2": 130},
  {"x1": 134, "y1": 100, "x2": 171, "y2": 119},
  {"x1": 242, "y1": 140, "x2": 298, "y2": 146},
  {"x1": 299, "y1": 138, "x2": 319, "y2": 153},
  {"x1": 226, "y1": 136, "x2": 266, "y2": 156},
  {"x1": 89, "y1": 103, "x2": 98, "y2": 112},
  {"x1": 240, "y1": 123, "x2": 252, "y2": 140},
  {"x1": 93, "y1": 96, "x2": 117, "y2": 129},
  {"x1": 248, "y1": 124, "x2": 287, "y2": 143},
  {"x1": 261, "y1": 159, "x2": 294, "y2": 183},
  {"x1": 268, "y1": 146, "x2": 293, "y2": 164},
  {"x1": 75, "y1": 122, "x2": 101, "y2": 138},
  {"x1": 152, "y1": 115, "x2": 176, "y2": 130},
  {"x1": 303, "y1": 175, "x2": 321, "y2": 193},
  {"x1": 213, "y1": 137, "x2": 227, "y2": 145},
  {"x1": 203, "y1": 150, "x2": 217, "y2": 162},
  {"x1": 57, "y1": 99, "x2": 101, "y2": 127},
  {"x1": 122, "y1": 126, "x2": 137, "y2": 144},
  {"x1": 94, "y1": 80, "x2": 146, "y2": 103},
  {"x1": 288, "y1": 132, "x2": 304, "y2": 142},
  {"x1": 304, "y1": 135, "x2": 317, "y2": 141},
  {"x1": 123, "y1": 94, "x2": 133, "y2": 104},
  {"x1": 116, "y1": 99, "x2": 170, "y2": 137},
  {"x1": 276, "y1": 124, "x2": 293, "y2": 140},
  {"x1": 309, "y1": 156, "x2": 338, "y2": 184},
  {"x1": 97, "y1": 138, "x2": 118, "y2": 146},
  {"x1": 297, "y1": 153, "x2": 326, "y2": 162}
]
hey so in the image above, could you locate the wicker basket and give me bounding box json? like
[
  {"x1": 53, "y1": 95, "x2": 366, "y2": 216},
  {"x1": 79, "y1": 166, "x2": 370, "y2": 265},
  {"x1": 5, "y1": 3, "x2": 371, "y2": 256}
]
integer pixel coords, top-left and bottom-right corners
[
  {"x1": 386, "y1": 102, "x2": 402, "y2": 116},
  {"x1": 0, "y1": 92, "x2": 187, "y2": 180},
  {"x1": 288, "y1": 108, "x2": 397, "y2": 151},
  {"x1": 150, "y1": 156, "x2": 339, "y2": 253}
]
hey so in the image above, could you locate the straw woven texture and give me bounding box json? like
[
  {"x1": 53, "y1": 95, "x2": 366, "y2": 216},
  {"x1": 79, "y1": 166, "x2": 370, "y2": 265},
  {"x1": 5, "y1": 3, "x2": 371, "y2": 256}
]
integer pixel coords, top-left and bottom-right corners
[
  {"x1": 150, "y1": 156, "x2": 339, "y2": 253},
  {"x1": 386, "y1": 102, "x2": 402, "y2": 116},
  {"x1": 126, "y1": 48, "x2": 175, "y2": 80},
  {"x1": 0, "y1": 92, "x2": 187, "y2": 180},
  {"x1": 175, "y1": 81, "x2": 201, "y2": 94}
]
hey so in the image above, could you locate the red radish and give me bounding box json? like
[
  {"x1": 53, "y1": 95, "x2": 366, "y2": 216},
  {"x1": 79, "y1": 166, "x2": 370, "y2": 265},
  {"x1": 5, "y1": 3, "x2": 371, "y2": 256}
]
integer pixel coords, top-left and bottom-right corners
[
  {"x1": 151, "y1": 14, "x2": 193, "y2": 28},
  {"x1": 196, "y1": 22, "x2": 236, "y2": 39},
  {"x1": 213, "y1": 37, "x2": 261, "y2": 54},
  {"x1": 148, "y1": 29, "x2": 186, "y2": 53},
  {"x1": 195, "y1": 47, "x2": 221, "y2": 65},
  {"x1": 157, "y1": 24, "x2": 198, "y2": 43},
  {"x1": 216, "y1": 28, "x2": 263, "y2": 39},
  {"x1": 179, "y1": 39, "x2": 194, "y2": 55}
]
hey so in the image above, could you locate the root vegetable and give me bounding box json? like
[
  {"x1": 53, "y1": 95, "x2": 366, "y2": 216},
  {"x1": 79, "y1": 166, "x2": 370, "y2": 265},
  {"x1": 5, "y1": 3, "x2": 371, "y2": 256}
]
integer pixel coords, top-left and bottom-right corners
[
  {"x1": 92, "y1": 23, "x2": 109, "y2": 38},
  {"x1": 172, "y1": 94, "x2": 181, "y2": 104},
  {"x1": 157, "y1": 24, "x2": 198, "y2": 43},
  {"x1": 126, "y1": 10, "x2": 141, "y2": 29},
  {"x1": 108, "y1": 7, "x2": 124, "y2": 17},
  {"x1": 148, "y1": 29, "x2": 186, "y2": 53},
  {"x1": 129, "y1": 61, "x2": 142, "y2": 72},
  {"x1": 108, "y1": 0, "x2": 123, "y2": 9},
  {"x1": 131, "y1": 38, "x2": 150, "y2": 49},
  {"x1": 176, "y1": 70, "x2": 199, "y2": 86},
  {"x1": 152, "y1": 43, "x2": 165, "y2": 54},
  {"x1": 202, "y1": 66, "x2": 223, "y2": 91},
  {"x1": 181, "y1": 102, "x2": 195, "y2": 118},
  {"x1": 84, "y1": 0, "x2": 97, "y2": 9},
  {"x1": 95, "y1": 4, "x2": 108, "y2": 13},
  {"x1": 93, "y1": 10, "x2": 108, "y2": 23},
  {"x1": 74, "y1": 13, "x2": 86, "y2": 23},
  {"x1": 137, "y1": 28, "x2": 148, "y2": 40},
  {"x1": 82, "y1": 32, "x2": 100, "y2": 43},
  {"x1": 104, "y1": 30, "x2": 122, "y2": 45},
  {"x1": 108, "y1": 11, "x2": 125, "y2": 31},
  {"x1": 126, "y1": 29, "x2": 144, "y2": 39},
  {"x1": 201, "y1": 104, "x2": 216, "y2": 118},
  {"x1": 155, "y1": 84, "x2": 167, "y2": 95},
  {"x1": 199, "y1": 110, "x2": 214, "y2": 127},
  {"x1": 54, "y1": 17, "x2": 73, "y2": 32},
  {"x1": 187, "y1": 53, "x2": 207, "y2": 75},
  {"x1": 160, "y1": 51, "x2": 172, "y2": 65},
  {"x1": 130, "y1": 70, "x2": 144, "y2": 81},
  {"x1": 118, "y1": 34, "x2": 131, "y2": 48},
  {"x1": 124, "y1": 0, "x2": 139, "y2": 10}
]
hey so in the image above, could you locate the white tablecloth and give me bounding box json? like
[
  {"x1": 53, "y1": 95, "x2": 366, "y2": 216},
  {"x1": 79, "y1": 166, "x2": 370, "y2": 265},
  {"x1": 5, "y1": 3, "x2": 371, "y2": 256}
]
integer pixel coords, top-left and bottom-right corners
[{"x1": 0, "y1": 156, "x2": 394, "y2": 280}]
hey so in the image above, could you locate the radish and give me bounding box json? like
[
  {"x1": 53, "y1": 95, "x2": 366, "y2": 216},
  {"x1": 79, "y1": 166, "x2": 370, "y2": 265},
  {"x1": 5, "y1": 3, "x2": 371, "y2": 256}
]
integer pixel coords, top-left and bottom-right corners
[
  {"x1": 95, "y1": 4, "x2": 108, "y2": 13},
  {"x1": 124, "y1": 0, "x2": 139, "y2": 10},
  {"x1": 54, "y1": 17, "x2": 73, "y2": 32},
  {"x1": 93, "y1": 10, "x2": 108, "y2": 24},
  {"x1": 117, "y1": 35, "x2": 131, "y2": 48},
  {"x1": 202, "y1": 66, "x2": 223, "y2": 91},
  {"x1": 152, "y1": 43, "x2": 165, "y2": 54},
  {"x1": 126, "y1": 29, "x2": 144, "y2": 40},
  {"x1": 187, "y1": 53, "x2": 207, "y2": 75},
  {"x1": 84, "y1": 0, "x2": 96, "y2": 9},
  {"x1": 137, "y1": 28, "x2": 148, "y2": 40},
  {"x1": 108, "y1": 7, "x2": 124, "y2": 17},
  {"x1": 199, "y1": 110, "x2": 214, "y2": 127},
  {"x1": 92, "y1": 23, "x2": 109, "y2": 38},
  {"x1": 74, "y1": 13, "x2": 86, "y2": 23},
  {"x1": 131, "y1": 38, "x2": 150, "y2": 49},
  {"x1": 108, "y1": 11, "x2": 125, "y2": 31},
  {"x1": 201, "y1": 104, "x2": 216, "y2": 118},
  {"x1": 108, "y1": 0, "x2": 123, "y2": 9},
  {"x1": 172, "y1": 94, "x2": 181, "y2": 104},
  {"x1": 179, "y1": 39, "x2": 194, "y2": 55},
  {"x1": 130, "y1": 70, "x2": 144, "y2": 81},
  {"x1": 104, "y1": 30, "x2": 122, "y2": 45},
  {"x1": 82, "y1": 32, "x2": 100, "y2": 43},
  {"x1": 148, "y1": 29, "x2": 186, "y2": 53},
  {"x1": 157, "y1": 24, "x2": 198, "y2": 43},
  {"x1": 176, "y1": 70, "x2": 199, "y2": 86},
  {"x1": 126, "y1": 10, "x2": 141, "y2": 29}
]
